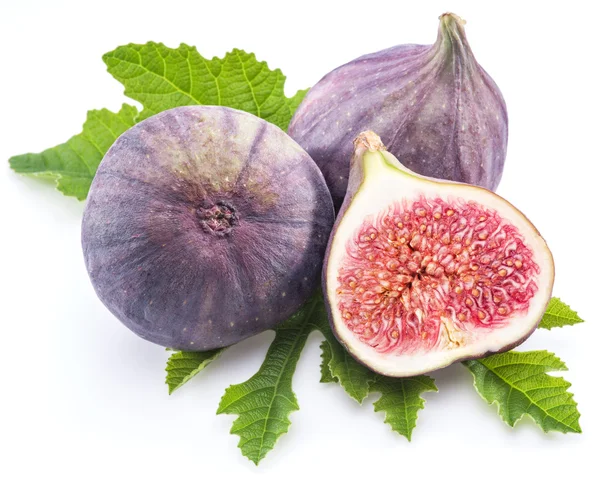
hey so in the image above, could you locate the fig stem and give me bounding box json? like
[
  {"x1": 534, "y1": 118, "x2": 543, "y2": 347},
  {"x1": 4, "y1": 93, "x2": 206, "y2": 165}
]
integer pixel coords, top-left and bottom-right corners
[
  {"x1": 352, "y1": 131, "x2": 425, "y2": 184},
  {"x1": 354, "y1": 131, "x2": 385, "y2": 153},
  {"x1": 436, "y1": 12, "x2": 472, "y2": 60},
  {"x1": 439, "y1": 12, "x2": 466, "y2": 27}
]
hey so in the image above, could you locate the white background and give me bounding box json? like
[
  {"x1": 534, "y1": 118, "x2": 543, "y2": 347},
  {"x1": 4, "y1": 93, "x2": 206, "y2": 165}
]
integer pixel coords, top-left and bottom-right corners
[{"x1": 1, "y1": 0, "x2": 598, "y2": 481}]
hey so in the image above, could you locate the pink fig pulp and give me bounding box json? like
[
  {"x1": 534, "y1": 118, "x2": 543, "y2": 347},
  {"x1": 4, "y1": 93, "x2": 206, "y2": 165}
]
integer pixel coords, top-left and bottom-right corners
[{"x1": 323, "y1": 132, "x2": 554, "y2": 377}]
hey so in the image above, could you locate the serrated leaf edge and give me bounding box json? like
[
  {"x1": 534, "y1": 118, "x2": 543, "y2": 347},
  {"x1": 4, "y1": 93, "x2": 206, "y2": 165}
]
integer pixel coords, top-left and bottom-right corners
[
  {"x1": 328, "y1": 349, "x2": 375, "y2": 404},
  {"x1": 538, "y1": 297, "x2": 585, "y2": 330},
  {"x1": 216, "y1": 298, "x2": 319, "y2": 465},
  {"x1": 371, "y1": 376, "x2": 438, "y2": 441},
  {"x1": 102, "y1": 43, "x2": 307, "y2": 130},
  {"x1": 464, "y1": 353, "x2": 581, "y2": 434},
  {"x1": 165, "y1": 349, "x2": 224, "y2": 394}
]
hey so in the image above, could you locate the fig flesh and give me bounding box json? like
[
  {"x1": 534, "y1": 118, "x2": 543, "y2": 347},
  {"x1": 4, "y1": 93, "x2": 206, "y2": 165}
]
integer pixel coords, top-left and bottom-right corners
[
  {"x1": 82, "y1": 106, "x2": 335, "y2": 351},
  {"x1": 289, "y1": 13, "x2": 508, "y2": 209},
  {"x1": 323, "y1": 132, "x2": 553, "y2": 377}
]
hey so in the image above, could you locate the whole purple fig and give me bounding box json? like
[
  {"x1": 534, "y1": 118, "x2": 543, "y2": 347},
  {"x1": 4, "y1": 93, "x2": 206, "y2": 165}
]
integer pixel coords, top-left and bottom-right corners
[
  {"x1": 288, "y1": 13, "x2": 508, "y2": 209},
  {"x1": 82, "y1": 106, "x2": 334, "y2": 351}
]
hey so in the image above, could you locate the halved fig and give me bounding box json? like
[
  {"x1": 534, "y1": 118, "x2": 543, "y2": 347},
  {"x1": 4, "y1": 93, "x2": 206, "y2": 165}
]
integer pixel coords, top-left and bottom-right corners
[{"x1": 323, "y1": 132, "x2": 554, "y2": 377}]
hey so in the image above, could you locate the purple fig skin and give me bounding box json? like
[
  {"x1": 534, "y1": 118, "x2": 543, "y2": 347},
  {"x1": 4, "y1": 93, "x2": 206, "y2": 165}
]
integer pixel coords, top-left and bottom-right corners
[
  {"x1": 82, "y1": 106, "x2": 335, "y2": 351},
  {"x1": 289, "y1": 13, "x2": 508, "y2": 209}
]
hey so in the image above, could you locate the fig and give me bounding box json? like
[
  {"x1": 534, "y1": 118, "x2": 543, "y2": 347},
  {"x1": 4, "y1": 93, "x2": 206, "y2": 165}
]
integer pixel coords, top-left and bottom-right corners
[
  {"x1": 288, "y1": 13, "x2": 508, "y2": 209},
  {"x1": 82, "y1": 106, "x2": 334, "y2": 351},
  {"x1": 323, "y1": 132, "x2": 553, "y2": 377}
]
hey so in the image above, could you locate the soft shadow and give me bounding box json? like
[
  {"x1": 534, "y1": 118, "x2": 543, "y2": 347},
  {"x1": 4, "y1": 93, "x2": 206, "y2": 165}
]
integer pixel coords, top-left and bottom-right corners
[
  {"x1": 169, "y1": 330, "x2": 277, "y2": 398},
  {"x1": 430, "y1": 361, "x2": 567, "y2": 440},
  {"x1": 11, "y1": 174, "x2": 85, "y2": 220}
]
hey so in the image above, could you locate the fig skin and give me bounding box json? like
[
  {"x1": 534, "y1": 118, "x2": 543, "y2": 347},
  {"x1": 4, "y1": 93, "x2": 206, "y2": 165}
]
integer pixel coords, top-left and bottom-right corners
[
  {"x1": 82, "y1": 106, "x2": 335, "y2": 351},
  {"x1": 322, "y1": 132, "x2": 554, "y2": 377},
  {"x1": 289, "y1": 13, "x2": 508, "y2": 209}
]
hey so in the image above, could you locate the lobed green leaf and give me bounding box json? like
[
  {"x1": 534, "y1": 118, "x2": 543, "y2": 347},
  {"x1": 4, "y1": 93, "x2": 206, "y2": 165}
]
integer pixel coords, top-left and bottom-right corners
[
  {"x1": 316, "y1": 319, "x2": 375, "y2": 403},
  {"x1": 370, "y1": 375, "x2": 437, "y2": 441},
  {"x1": 9, "y1": 104, "x2": 137, "y2": 199},
  {"x1": 319, "y1": 340, "x2": 338, "y2": 383},
  {"x1": 318, "y1": 334, "x2": 436, "y2": 438},
  {"x1": 463, "y1": 350, "x2": 581, "y2": 433},
  {"x1": 10, "y1": 45, "x2": 306, "y2": 199},
  {"x1": 216, "y1": 294, "x2": 327, "y2": 465},
  {"x1": 103, "y1": 43, "x2": 308, "y2": 131},
  {"x1": 538, "y1": 297, "x2": 584, "y2": 330},
  {"x1": 165, "y1": 349, "x2": 224, "y2": 394}
]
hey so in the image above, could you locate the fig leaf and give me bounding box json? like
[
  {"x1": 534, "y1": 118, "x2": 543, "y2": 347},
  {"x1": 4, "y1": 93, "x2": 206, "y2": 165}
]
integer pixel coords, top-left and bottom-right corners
[
  {"x1": 319, "y1": 340, "x2": 338, "y2": 383},
  {"x1": 103, "y1": 43, "x2": 308, "y2": 131},
  {"x1": 9, "y1": 104, "x2": 138, "y2": 200},
  {"x1": 216, "y1": 294, "x2": 326, "y2": 465},
  {"x1": 370, "y1": 375, "x2": 437, "y2": 441},
  {"x1": 538, "y1": 297, "x2": 584, "y2": 330},
  {"x1": 165, "y1": 349, "x2": 224, "y2": 395},
  {"x1": 9, "y1": 46, "x2": 305, "y2": 199},
  {"x1": 318, "y1": 335, "x2": 436, "y2": 439},
  {"x1": 319, "y1": 331, "x2": 436, "y2": 439},
  {"x1": 316, "y1": 317, "x2": 375, "y2": 403},
  {"x1": 463, "y1": 350, "x2": 581, "y2": 433}
]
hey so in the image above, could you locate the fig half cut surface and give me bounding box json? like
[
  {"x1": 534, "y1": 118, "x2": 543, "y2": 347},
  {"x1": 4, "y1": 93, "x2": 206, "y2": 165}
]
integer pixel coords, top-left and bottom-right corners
[
  {"x1": 323, "y1": 132, "x2": 554, "y2": 377},
  {"x1": 82, "y1": 106, "x2": 334, "y2": 351},
  {"x1": 289, "y1": 12, "x2": 507, "y2": 210}
]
